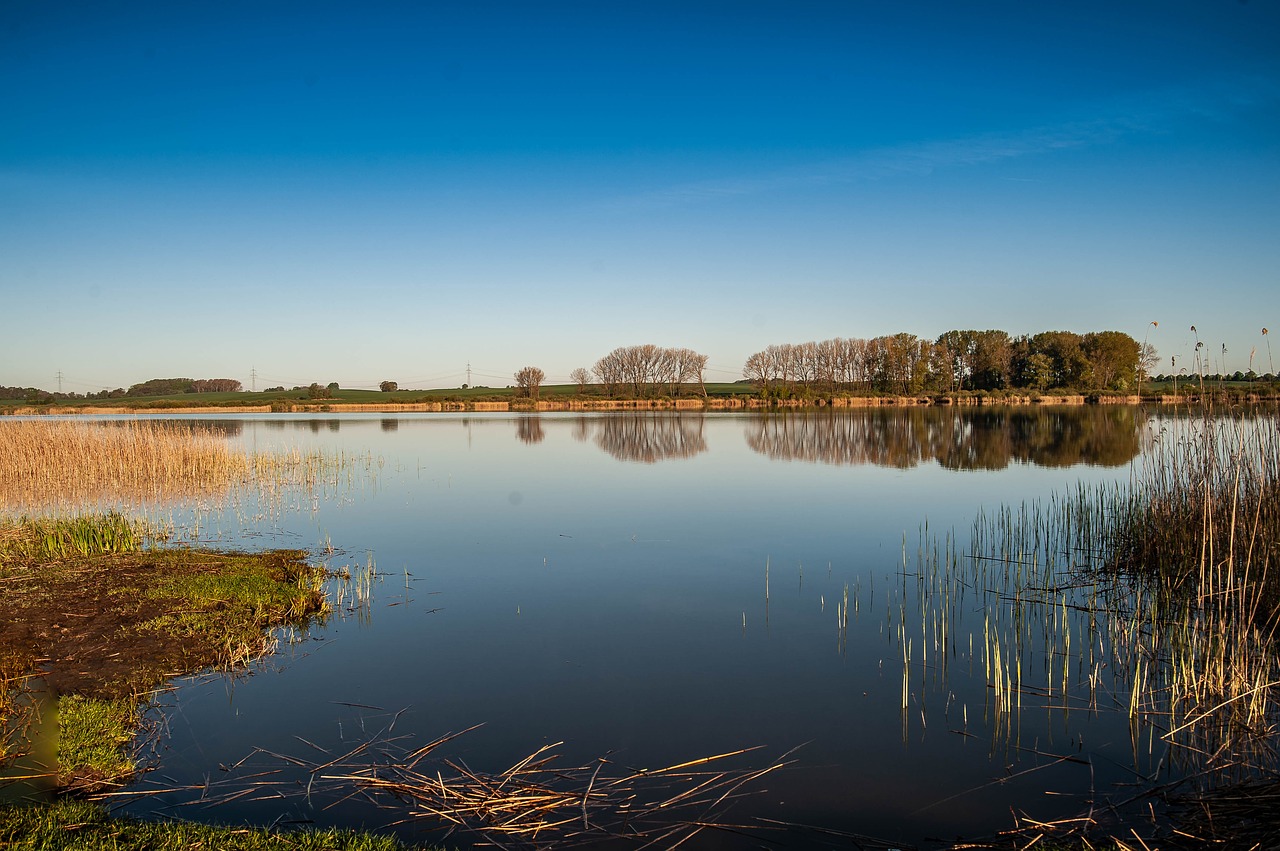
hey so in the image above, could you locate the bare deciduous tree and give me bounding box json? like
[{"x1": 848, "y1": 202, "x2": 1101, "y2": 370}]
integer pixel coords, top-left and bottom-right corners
[
  {"x1": 592, "y1": 345, "x2": 709, "y2": 398},
  {"x1": 515, "y1": 366, "x2": 546, "y2": 400},
  {"x1": 670, "y1": 348, "x2": 708, "y2": 397},
  {"x1": 569, "y1": 367, "x2": 591, "y2": 394}
]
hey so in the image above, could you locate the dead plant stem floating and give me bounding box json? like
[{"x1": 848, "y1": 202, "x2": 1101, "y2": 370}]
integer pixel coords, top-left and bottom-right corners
[{"x1": 118, "y1": 724, "x2": 802, "y2": 849}]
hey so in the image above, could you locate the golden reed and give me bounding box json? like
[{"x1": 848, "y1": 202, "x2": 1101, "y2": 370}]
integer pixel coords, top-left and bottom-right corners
[{"x1": 0, "y1": 419, "x2": 249, "y2": 515}]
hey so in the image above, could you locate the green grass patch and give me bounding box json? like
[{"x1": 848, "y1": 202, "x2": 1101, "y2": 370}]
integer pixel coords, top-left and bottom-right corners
[
  {"x1": 55, "y1": 695, "x2": 137, "y2": 786},
  {"x1": 0, "y1": 514, "x2": 144, "y2": 562},
  {"x1": 0, "y1": 798, "x2": 431, "y2": 850},
  {"x1": 1, "y1": 542, "x2": 333, "y2": 790},
  {"x1": 136, "y1": 550, "x2": 328, "y2": 650}
]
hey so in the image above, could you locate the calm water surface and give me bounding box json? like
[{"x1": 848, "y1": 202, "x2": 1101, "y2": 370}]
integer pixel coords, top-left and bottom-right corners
[{"x1": 93, "y1": 407, "x2": 1179, "y2": 846}]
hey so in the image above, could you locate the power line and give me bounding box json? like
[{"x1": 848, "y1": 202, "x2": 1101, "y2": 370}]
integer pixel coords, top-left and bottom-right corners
[{"x1": 704, "y1": 365, "x2": 741, "y2": 376}]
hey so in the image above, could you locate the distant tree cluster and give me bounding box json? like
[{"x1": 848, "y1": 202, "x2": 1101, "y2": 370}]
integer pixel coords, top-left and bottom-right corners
[
  {"x1": 743, "y1": 330, "x2": 1145, "y2": 395},
  {"x1": 592, "y1": 345, "x2": 708, "y2": 398},
  {"x1": 124, "y1": 377, "x2": 242, "y2": 396},
  {"x1": 124, "y1": 378, "x2": 192, "y2": 396},
  {"x1": 5, "y1": 379, "x2": 248, "y2": 403},
  {"x1": 1, "y1": 385, "x2": 131, "y2": 403},
  {"x1": 190, "y1": 378, "x2": 243, "y2": 393},
  {"x1": 0, "y1": 386, "x2": 40, "y2": 400}
]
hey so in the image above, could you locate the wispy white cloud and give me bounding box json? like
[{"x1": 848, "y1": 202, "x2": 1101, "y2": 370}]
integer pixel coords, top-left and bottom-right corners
[
  {"x1": 602, "y1": 74, "x2": 1278, "y2": 213},
  {"x1": 601, "y1": 122, "x2": 1117, "y2": 212}
]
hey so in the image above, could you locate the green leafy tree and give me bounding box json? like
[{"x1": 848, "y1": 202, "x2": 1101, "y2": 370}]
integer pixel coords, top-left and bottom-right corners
[
  {"x1": 971, "y1": 330, "x2": 1012, "y2": 390},
  {"x1": 126, "y1": 378, "x2": 195, "y2": 396},
  {"x1": 1024, "y1": 353, "x2": 1055, "y2": 391},
  {"x1": 1029, "y1": 331, "x2": 1090, "y2": 389},
  {"x1": 935, "y1": 330, "x2": 977, "y2": 391},
  {"x1": 1082, "y1": 331, "x2": 1140, "y2": 390}
]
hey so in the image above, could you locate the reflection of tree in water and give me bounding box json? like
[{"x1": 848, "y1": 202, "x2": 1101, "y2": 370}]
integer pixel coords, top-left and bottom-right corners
[
  {"x1": 745, "y1": 407, "x2": 1143, "y2": 470},
  {"x1": 746, "y1": 411, "x2": 931, "y2": 469},
  {"x1": 102, "y1": 419, "x2": 244, "y2": 438},
  {"x1": 175, "y1": 419, "x2": 246, "y2": 438},
  {"x1": 517, "y1": 416, "x2": 545, "y2": 444},
  {"x1": 299, "y1": 419, "x2": 343, "y2": 433},
  {"x1": 592, "y1": 414, "x2": 707, "y2": 463},
  {"x1": 380, "y1": 419, "x2": 399, "y2": 432},
  {"x1": 982, "y1": 407, "x2": 1144, "y2": 469}
]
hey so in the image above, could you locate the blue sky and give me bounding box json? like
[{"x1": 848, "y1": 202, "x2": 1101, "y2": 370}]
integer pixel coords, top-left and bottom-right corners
[{"x1": 2, "y1": 1, "x2": 1278, "y2": 392}]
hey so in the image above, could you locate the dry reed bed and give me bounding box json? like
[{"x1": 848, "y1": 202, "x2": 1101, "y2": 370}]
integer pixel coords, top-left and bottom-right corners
[
  {"x1": 0, "y1": 419, "x2": 383, "y2": 528},
  {"x1": 0, "y1": 420, "x2": 249, "y2": 515}
]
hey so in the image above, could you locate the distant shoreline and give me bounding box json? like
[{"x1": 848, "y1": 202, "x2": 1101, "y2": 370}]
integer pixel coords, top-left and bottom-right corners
[{"x1": 5, "y1": 392, "x2": 1278, "y2": 417}]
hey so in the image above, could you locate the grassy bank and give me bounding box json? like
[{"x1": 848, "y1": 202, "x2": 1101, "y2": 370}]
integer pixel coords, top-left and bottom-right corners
[
  {"x1": 0, "y1": 798, "x2": 426, "y2": 850},
  {"x1": 0, "y1": 517, "x2": 435, "y2": 849},
  {"x1": 0, "y1": 515, "x2": 329, "y2": 788}
]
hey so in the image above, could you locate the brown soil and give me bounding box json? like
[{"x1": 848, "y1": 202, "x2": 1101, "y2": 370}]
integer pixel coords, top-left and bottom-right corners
[{"x1": 0, "y1": 549, "x2": 320, "y2": 699}]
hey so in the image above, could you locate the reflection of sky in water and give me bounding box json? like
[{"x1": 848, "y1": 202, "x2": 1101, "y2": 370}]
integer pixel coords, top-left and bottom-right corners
[{"x1": 100, "y1": 410, "x2": 1183, "y2": 845}]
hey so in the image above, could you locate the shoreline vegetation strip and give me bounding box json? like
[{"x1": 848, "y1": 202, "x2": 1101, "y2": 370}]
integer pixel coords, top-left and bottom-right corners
[{"x1": 5, "y1": 386, "x2": 1280, "y2": 417}]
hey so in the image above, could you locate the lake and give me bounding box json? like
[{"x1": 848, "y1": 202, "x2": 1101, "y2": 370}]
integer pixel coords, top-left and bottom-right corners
[{"x1": 25, "y1": 406, "x2": 1261, "y2": 847}]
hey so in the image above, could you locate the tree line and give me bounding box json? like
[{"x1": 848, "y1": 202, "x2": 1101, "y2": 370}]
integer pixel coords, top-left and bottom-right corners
[
  {"x1": 742, "y1": 329, "x2": 1150, "y2": 395},
  {"x1": 12, "y1": 328, "x2": 1272, "y2": 407},
  {"x1": 3, "y1": 377, "x2": 243, "y2": 403}
]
